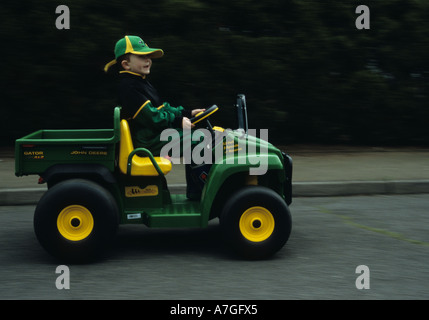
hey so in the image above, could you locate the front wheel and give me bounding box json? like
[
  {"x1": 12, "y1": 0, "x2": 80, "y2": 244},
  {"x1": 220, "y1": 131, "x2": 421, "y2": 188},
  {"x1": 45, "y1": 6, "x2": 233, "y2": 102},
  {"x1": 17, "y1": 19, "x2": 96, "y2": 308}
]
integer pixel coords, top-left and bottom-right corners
[
  {"x1": 34, "y1": 179, "x2": 119, "y2": 262},
  {"x1": 220, "y1": 186, "x2": 292, "y2": 260}
]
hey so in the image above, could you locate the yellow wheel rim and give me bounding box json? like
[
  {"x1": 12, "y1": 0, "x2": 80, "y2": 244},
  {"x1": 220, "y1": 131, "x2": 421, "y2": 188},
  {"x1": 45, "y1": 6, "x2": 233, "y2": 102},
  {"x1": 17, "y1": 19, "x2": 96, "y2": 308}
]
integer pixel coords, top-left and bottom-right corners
[
  {"x1": 57, "y1": 205, "x2": 94, "y2": 241},
  {"x1": 239, "y1": 206, "x2": 275, "y2": 242}
]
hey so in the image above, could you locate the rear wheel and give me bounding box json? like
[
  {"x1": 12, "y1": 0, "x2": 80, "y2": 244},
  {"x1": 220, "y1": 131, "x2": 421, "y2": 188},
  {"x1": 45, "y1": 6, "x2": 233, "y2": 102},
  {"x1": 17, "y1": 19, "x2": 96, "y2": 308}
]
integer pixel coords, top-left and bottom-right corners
[
  {"x1": 221, "y1": 186, "x2": 292, "y2": 259},
  {"x1": 34, "y1": 179, "x2": 119, "y2": 262}
]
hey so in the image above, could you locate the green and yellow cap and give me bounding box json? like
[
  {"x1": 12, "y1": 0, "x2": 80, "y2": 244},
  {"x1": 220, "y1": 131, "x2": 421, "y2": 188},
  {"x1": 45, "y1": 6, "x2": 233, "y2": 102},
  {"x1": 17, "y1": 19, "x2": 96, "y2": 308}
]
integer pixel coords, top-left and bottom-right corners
[{"x1": 104, "y1": 35, "x2": 164, "y2": 72}]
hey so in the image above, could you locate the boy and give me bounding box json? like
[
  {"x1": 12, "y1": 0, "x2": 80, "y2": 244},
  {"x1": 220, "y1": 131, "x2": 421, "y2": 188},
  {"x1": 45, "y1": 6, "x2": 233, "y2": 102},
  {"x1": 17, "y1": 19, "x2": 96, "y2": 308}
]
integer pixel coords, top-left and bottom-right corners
[
  {"x1": 105, "y1": 35, "x2": 207, "y2": 199},
  {"x1": 104, "y1": 35, "x2": 204, "y2": 155}
]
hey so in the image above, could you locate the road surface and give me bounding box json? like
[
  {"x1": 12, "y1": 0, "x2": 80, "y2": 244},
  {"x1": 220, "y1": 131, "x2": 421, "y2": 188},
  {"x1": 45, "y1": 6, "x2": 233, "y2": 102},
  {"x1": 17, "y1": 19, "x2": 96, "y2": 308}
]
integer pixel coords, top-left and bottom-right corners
[{"x1": 1, "y1": 195, "x2": 428, "y2": 300}]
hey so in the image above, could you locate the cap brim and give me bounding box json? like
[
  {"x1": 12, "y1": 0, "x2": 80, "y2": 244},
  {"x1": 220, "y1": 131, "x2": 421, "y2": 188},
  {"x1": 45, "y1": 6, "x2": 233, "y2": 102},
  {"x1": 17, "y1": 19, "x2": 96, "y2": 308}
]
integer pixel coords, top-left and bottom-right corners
[{"x1": 131, "y1": 49, "x2": 164, "y2": 59}]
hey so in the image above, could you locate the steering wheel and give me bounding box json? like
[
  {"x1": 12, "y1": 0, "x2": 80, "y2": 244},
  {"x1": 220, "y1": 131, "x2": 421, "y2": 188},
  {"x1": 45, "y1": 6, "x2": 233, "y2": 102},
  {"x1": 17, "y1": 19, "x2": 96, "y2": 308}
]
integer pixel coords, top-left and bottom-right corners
[{"x1": 190, "y1": 105, "x2": 218, "y2": 124}]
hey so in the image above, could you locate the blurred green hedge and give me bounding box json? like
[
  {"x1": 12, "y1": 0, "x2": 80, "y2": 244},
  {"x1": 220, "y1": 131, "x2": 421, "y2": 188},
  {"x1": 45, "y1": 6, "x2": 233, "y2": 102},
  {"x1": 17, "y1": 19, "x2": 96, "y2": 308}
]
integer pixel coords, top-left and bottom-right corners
[{"x1": 1, "y1": 0, "x2": 428, "y2": 146}]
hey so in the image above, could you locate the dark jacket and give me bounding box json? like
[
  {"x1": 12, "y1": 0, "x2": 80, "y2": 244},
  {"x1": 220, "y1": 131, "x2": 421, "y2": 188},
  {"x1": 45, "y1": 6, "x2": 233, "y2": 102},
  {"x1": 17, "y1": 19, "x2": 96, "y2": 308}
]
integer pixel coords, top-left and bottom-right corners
[{"x1": 118, "y1": 71, "x2": 191, "y2": 154}]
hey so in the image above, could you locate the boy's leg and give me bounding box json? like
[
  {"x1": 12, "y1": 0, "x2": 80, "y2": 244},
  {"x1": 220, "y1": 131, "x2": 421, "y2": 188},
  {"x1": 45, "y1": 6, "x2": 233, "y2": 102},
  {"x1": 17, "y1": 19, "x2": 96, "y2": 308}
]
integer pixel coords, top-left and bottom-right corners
[
  {"x1": 185, "y1": 162, "x2": 211, "y2": 200},
  {"x1": 185, "y1": 130, "x2": 212, "y2": 200},
  {"x1": 157, "y1": 128, "x2": 212, "y2": 200}
]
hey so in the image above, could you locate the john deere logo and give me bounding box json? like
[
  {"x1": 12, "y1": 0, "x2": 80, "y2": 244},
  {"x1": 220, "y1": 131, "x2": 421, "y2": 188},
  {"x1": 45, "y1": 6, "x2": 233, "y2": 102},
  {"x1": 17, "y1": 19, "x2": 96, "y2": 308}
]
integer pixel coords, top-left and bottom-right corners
[
  {"x1": 125, "y1": 185, "x2": 158, "y2": 197},
  {"x1": 139, "y1": 40, "x2": 146, "y2": 47}
]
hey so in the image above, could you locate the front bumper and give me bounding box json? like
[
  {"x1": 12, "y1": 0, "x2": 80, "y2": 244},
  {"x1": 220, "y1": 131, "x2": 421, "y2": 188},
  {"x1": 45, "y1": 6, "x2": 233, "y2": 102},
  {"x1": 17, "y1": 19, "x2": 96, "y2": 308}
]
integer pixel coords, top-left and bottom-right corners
[{"x1": 282, "y1": 152, "x2": 293, "y2": 205}]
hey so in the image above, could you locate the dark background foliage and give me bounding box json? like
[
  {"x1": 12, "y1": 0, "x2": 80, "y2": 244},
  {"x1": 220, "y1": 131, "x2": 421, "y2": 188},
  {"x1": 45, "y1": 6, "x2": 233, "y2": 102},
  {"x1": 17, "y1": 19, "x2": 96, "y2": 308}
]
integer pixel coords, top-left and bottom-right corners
[{"x1": 1, "y1": 0, "x2": 428, "y2": 146}]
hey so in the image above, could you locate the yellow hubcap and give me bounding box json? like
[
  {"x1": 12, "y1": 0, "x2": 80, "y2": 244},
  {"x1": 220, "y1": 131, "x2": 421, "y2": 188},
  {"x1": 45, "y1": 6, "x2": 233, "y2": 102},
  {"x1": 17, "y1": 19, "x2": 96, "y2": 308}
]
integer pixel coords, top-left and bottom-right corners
[
  {"x1": 57, "y1": 205, "x2": 94, "y2": 241},
  {"x1": 239, "y1": 206, "x2": 275, "y2": 242}
]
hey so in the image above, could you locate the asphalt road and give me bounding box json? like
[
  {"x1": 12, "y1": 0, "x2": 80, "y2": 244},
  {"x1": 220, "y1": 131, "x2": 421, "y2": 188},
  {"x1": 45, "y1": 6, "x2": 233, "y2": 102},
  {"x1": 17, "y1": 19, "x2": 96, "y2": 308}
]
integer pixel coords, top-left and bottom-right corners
[{"x1": 1, "y1": 194, "x2": 429, "y2": 300}]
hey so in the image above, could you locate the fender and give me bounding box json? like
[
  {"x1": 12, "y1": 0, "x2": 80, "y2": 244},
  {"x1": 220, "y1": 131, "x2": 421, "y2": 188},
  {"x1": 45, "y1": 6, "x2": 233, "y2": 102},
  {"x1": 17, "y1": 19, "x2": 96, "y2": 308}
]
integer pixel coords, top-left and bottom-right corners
[{"x1": 200, "y1": 154, "x2": 285, "y2": 227}]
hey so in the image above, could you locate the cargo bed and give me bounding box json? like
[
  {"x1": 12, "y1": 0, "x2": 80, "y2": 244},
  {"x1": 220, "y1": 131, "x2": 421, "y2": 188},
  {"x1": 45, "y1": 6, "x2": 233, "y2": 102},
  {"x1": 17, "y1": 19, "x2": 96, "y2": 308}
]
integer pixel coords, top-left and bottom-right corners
[{"x1": 15, "y1": 108, "x2": 120, "y2": 176}]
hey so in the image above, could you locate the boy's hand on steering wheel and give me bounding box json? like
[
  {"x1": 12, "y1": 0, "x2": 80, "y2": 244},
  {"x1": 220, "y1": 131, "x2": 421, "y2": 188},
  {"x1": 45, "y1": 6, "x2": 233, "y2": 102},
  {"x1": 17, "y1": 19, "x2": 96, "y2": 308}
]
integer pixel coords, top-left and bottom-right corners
[
  {"x1": 182, "y1": 117, "x2": 194, "y2": 129},
  {"x1": 191, "y1": 109, "x2": 206, "y2": 117}
]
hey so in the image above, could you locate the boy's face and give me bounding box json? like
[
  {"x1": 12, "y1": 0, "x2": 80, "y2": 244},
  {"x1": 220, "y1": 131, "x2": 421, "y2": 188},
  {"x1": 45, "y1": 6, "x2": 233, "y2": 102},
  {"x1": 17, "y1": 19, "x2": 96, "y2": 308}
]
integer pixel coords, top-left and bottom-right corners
[{"x1": 123, "y1": 54, "x2": 152, "y2": 75}]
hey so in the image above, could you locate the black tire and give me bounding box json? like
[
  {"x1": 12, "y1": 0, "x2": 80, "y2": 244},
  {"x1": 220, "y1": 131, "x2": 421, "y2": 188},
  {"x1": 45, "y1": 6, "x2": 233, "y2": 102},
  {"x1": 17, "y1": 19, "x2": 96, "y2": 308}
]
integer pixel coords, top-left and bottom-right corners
[
  {"x1": 34, "y1": 179, "x2": 119, "y2": 263},
  {"x1": 220, "y1": 186, "x2": 292, "y2": 260}
]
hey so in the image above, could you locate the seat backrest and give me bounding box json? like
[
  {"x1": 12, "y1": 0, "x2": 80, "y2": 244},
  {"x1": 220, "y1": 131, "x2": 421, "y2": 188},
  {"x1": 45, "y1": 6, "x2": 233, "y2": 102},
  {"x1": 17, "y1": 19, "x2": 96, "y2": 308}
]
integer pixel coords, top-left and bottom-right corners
[
  {"x1": 119, "y1": 119, "x2": 134, "y2": 174},
  {"x1": 113, "y1": 107, "x2": 121, "y2": 141}
]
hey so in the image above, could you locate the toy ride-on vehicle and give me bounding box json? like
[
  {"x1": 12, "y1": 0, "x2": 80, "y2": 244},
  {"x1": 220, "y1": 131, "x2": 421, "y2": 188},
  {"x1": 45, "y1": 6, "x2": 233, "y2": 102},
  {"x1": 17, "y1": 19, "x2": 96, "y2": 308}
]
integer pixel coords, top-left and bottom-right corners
[{"x1": 15, "y1": 94, "x2": 293, "y2": 262}]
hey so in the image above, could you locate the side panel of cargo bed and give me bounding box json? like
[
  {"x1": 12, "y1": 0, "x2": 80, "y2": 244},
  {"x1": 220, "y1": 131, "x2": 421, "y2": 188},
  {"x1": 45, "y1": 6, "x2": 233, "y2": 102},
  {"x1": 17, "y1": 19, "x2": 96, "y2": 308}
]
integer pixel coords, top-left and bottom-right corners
[{"x1": 15, "y1": 129, "x2": 118, "y2": 176}]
